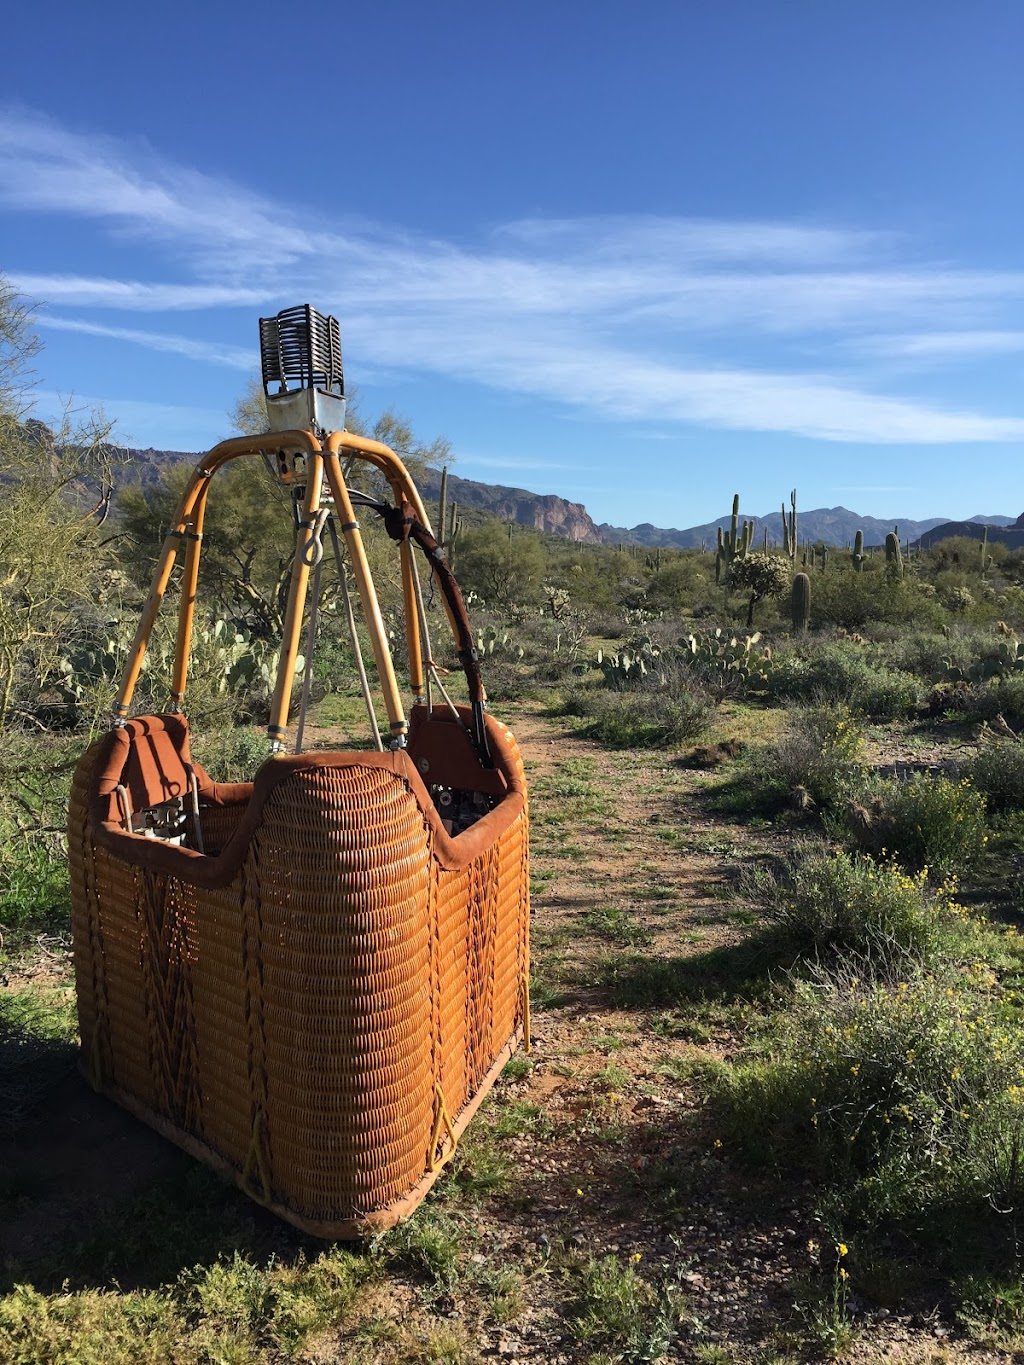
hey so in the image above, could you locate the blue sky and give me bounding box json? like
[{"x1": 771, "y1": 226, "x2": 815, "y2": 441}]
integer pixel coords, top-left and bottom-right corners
[{"x1": 1, "y1": 2, "x2": 1022, "y2": 528}]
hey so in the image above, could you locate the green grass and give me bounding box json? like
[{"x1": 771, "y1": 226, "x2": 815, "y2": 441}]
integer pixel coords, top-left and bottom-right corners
[
  {"x1": 580, "y1": 905, "x2": 652, "y2": 947},
  {"x1": 0, "y1": 1245, "x2": 376, "y2": 1365},
  {"x1": 0, "y1": 987, "x2": 77, "y2": 1143},
  {"x1": 559, "y1": 1251, "x2": 686, "y2": 1362}
]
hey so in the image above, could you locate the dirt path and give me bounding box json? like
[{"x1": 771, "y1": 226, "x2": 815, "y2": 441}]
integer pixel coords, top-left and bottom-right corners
[
  {"x1": 2, "y1": 702, "x2": 1016, "y2": 1362},
  {"x1": 422, "y1": 701, "x2": 1015, "y2": 1364}
]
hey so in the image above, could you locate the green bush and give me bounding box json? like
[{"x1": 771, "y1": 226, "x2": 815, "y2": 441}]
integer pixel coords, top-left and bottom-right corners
[
  {"x1": 846, "y1": 773, "x2": 987, "y2": 880},
  {"x1": 966, "y1": 741, "x2": 1024, "y2": 813},
  {"x1": 747, "y1": 851, "x2": 971, "y2": 969},
  {"x1": 766, "y1": 641, "x2": 921, "y2": 719},
  {"x1": 711, "y1": 969, "x2": 1024, "y2": 1249},
  {"x1": 812, "y1": 571, "x2": 943, "y2": 632},
  {"x1": 752, "y1": 704, "x2": 865, "y2": 808},
  {"x1": 966, "y1": 676, "x2": 1024, "y2": 730},
  {"x1": 566, "y1": 684, "x2": 712, "y2": 749},
  {"x1": 192, "y1": 726, "x2": 270, "y2": 783}
]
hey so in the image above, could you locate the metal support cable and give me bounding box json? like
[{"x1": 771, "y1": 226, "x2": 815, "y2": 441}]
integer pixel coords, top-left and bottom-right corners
[{"x1": 327, "y1": 516, "x2": 383, "y2": 751}]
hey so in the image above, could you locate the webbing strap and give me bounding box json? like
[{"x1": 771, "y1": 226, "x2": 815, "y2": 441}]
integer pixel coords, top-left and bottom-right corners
[
  {"x1": 241, "y1": 1109, "x2": 272, "y2": 1202},
  {"x1": 379, "y1": 501, "x2": 492, "y2": 767},
  {"x1": 428, "y1": 1083, "x2": 458, "y2": 1172}
]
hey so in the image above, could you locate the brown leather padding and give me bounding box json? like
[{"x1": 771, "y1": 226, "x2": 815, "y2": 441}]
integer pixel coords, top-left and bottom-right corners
[
  {"x1": 114, "y1": 715, "x2": 196, "y2": 815},
  {"x1": 91, "y1": 707, "x2": 525, "y2": 887}
]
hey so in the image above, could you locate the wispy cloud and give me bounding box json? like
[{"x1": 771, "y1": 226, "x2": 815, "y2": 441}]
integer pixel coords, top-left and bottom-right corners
[
  {"x1": 37, "y1": 314, "x2": 253, "y2": 368},
  {"x1": 461, "y1": 454, "x2": 576, "y2": 472},
  {"x1": 32, "y1": 388, "x2": 230, "y2": 449},
  {"x1": 4, "y1": 107, "x2": 1024, "y2": 447},
  {"x1": 13, "y1": 274, "x2": 268, "y2": 310},
  {"x1": 870, "y1": 330, "x2": 1024, "y2": 358},
  {"x1": 344, "y1": 313, "x2": 1024, "y2": 443}
]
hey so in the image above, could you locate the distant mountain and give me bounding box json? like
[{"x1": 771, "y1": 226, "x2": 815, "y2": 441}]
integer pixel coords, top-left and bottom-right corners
[
  {"x1": 599, "y1": 507, "x2": 952, "y2": 550},
  {"x1": 415, "y1": 467, "x2": 601, "y2": 542},
  {"x1": 117, "y1": 446, "x2": 1019, "y2": 553},
  {"x1": 120, "y1": 447, "x2": 605, "y2": 541},
  {"x1": 915, "y1": 514, "x2": 1024, "y2": 550},
  {"x1": 119, "y1": 447, "x2": 199, "y2": 488}
]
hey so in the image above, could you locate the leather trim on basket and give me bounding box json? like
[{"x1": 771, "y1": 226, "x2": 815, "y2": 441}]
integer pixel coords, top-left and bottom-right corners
[{"x1": 89, "y1": 708, "x2": 525, "y2": 887}]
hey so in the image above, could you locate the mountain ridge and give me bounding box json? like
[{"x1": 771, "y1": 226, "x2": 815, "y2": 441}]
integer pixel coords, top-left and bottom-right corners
[{"x1": 119, "y1": 445, "x2": 1019, "y2": 550}]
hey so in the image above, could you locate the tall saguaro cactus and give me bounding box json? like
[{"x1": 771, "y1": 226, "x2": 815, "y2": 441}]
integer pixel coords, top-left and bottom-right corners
[
  {"x1": 436, "y1": 466, "x2": 462, "y2": 562},
  {"x1": 781, "y1": 488, "x2": 798, "y2": 565},
  {"x1": 791, "y1": 572, "x2": 811, "y2": 634},
  {"x1": 852, "y1": 529, "x2": 865, "y2": 572},
  {"x1": 885, "y1": 528, "x2": 904, "y2": 579},
  {"x1": 716, "y1": 493, "x2": 754, "y2": 585}
]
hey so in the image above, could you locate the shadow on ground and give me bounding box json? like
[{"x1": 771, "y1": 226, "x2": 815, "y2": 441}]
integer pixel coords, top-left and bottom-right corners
[{"x1": 0, "y1": 1014, "x2": 319, "y2": 1294}]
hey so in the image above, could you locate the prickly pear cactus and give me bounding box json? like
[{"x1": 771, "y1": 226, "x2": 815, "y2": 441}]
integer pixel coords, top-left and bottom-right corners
[{"x1": 595, "y1": 634, "x2": 662, "y2": 688}]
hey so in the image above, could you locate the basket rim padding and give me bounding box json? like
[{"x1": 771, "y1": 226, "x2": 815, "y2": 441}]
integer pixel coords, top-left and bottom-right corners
[{"x1": 90, "y1": 708, "x2": 525, "y2": 886}]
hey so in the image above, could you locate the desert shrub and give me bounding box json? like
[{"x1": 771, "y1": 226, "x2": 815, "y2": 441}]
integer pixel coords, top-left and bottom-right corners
[
  {"x1": 964, "y1": 741, "x2": 1024, "y2": 813},
  {"x1": 750, "y1": 704, "x2": 865, "y2": 809},
  {"x1": 766, "y1": 641, "x2": 921, "y2": 719},
  {"x1": 712, "y1": 969, "x2": 1024, "y2": 1247},
  {"x1": 964, "y1": 676, "x2": 1024, "y2": 730},
  {"x1": 844, "y1": 773, "x2": 987, "y2": 880},
  {"x1": 191, "y1": 726, "x2": 270, "y2": 783},
  {"x1": 746, "y1": 851, "x2": 971, "y2": 970},
  {"x1": 812, "y1": 571, "x2": 944, "y2": 632},
  {"x1": 0, "y1": 839, "x2": 70, "y2": 952},
  {"x1": 0, "y1": 733, "x2": 76, "y2": 952},
  {"x1": 566, "y1": 684, "x2": 713, "y2": 749},
  {"x1": 882, "y1": 629, "x2": 987, "y2": 682}
]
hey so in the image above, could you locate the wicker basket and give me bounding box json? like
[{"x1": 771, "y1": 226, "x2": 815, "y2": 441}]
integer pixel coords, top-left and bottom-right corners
[
  {"x1": 68, "y1": 414, "x2": 531, "y2": 1235},
  {"x1": 69, "y1": 704, "x2": 528, "y2": 1236}
]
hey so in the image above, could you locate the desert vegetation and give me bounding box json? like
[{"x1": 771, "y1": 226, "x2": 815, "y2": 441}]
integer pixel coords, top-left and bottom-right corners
[{"x1": 7, "y1": 278, "x2": 1024, "y2": 1361}]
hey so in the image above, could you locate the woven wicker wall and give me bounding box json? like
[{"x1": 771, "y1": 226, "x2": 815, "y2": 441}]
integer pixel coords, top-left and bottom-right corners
[{"x1": 69, "y1": 721, "x2": 529, "y2": 1237}]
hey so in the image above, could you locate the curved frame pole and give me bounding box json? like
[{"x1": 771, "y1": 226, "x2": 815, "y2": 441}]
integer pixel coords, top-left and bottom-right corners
[
  {"x1": 169, "y1": 479, "x2": 211, "y2": 708},
  {"x1": 326, "y1": 430, "x2": 447, "y2": 720},
  {"x1": 328, "y1": 432, "x2": 433, "y2": 532},
  {"x1": 321, "y1": 441, "x2": 408, "y2": 747},
  {"x1": 328, "y1": 431, "x2": 462, "y2": 650},
  {"x1": 400, "y1": 539, "x2": 425, "y2": 705},
  {"x1": 112, "y1": 431, "x2": 322, "y2": 723},
  {"x1": 267, "y1": 451, "x2": 325, "y2": 749},
  {"x1": 112, "y1": 427, "x2": 451, "y2": 748}
]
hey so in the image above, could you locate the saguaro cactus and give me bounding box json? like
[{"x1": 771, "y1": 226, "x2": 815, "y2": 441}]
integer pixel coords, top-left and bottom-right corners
[
  {"x1": 781, "y1": 488, "x2": 798, "y2": 565},
  {"x1": 716, "y1": 493, "x2": 754, "y2": 585},
  {"x1": 791, "y1": 572, "x2": 811, "y2": 634},
  {"x1": 852, "y1": 529, "x2": 865, "y2": 572},
  {"x1": 885, "y1": 528, "x2": 904, "y2": 579},
  {"x1": 981, "y1": 525, "x2": 992, "y2": 575}
]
